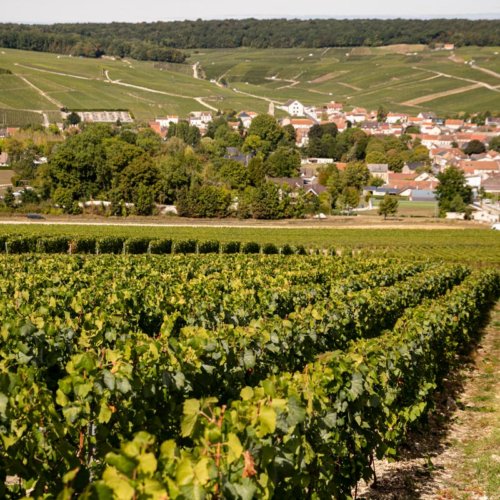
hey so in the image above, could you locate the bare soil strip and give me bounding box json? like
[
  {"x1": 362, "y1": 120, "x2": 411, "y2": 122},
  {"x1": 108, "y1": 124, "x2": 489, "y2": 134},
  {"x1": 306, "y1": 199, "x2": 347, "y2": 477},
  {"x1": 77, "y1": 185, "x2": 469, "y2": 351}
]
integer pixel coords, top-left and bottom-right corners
[
  {"x1": 402, "y1": 83, "x2": 482, "y2": 106},
  {"x1": 356, "y1": 302, "x2": 500, "y2": 500},
  {"x1": 338, "y1": 81, "x2": 363, "y2": 91}
]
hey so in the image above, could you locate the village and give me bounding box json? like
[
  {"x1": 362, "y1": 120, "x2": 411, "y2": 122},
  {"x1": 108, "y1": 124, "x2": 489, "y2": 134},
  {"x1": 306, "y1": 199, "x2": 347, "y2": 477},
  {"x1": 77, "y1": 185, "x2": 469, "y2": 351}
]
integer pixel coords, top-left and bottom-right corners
[
  {"x1": 146, "y1": 99, "x2": 500, "y2": 221},
  {"x1": 0, "y1": 98, "x2": 499, "y2": 223}
]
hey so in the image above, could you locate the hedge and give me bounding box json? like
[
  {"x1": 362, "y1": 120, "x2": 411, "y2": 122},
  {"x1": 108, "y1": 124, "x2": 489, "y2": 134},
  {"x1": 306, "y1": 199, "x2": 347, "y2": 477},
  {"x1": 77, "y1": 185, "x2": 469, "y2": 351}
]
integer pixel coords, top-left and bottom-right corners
[
  {"x1": 198, "y1": 240, "x2": 220, "y2": 254},
  {"x1": 70, "y1": 238, "x2": 97, "y2": 254},
  {"x1": 96, "y1": 237, "x2": 125, "y2": 254},
  {"x1": 221, "y1": 241, "x2": 241, "y2": 254},
  {"x1": 0, "y1": 235, "x2": 315, "y2": 256},
  {"x1": 149, "y1": 239, "x2": 173, "y2": 254},
  {"x1": 241, "y1": 241, "x2": 261, "y2": 254},
  {"x1": 36, "y1": 237, "x2": 71, "y2": 254},
  {"x1": 173, "y1": 239, "x2": 197, "y2": 254},
  {"x1": 124, "y1": 238, "x2": 152, "y2": 255}
]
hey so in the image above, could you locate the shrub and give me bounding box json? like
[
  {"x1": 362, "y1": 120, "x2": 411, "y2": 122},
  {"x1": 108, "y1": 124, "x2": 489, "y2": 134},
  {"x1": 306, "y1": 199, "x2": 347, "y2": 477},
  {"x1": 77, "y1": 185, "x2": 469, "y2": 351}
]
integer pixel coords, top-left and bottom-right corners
[
  {"x1": 97, "y1": 237, "x2": 125, "y2": 254},
  {"x1": 173, "y1": 239, "x2": 197, "y2": 254},
  {"x1": 241, "y1": 241, "x2": 260, "y2": 254},
  {"x1": 280, "y1": 244, "x2": 294, "y2": 255},
  {"x1": 198, "y1": 240, "x2": 220, "y2": 254},
  {"x1": 149, "y1": 239, "x2": 173, "y2": 254},
  {"x1": 37, "y1": 237, "x2": 70, "y2": 253},
  {"x1": 124, "y1": 238, "x2": 151, "y2": 254},
  {"x1": 6, "y1": 236, "x2": 38, "y2": 254},
  {"x1": 70, "y1": 238, "x2": 97, "y2": 254},
  {"x1": 295, "y1": 245, "x2": 307, "y2": 255},
  {"x1": 262, "y1": 243, "x2": 279, "y2": 255},
  {"x1": 221, "y1": 241, "x2": 241, "y2": 254}
]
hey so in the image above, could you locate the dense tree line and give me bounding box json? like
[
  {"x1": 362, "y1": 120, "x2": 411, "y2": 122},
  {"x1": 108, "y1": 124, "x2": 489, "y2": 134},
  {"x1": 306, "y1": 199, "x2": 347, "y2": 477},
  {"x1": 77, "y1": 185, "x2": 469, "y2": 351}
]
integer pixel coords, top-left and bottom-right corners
[
  {"x1": 3, "y1": 116, "x2": 492, "y2": 219},
  {"x1": 0, "y1": 18, "x2": 498, "y2": 62}
]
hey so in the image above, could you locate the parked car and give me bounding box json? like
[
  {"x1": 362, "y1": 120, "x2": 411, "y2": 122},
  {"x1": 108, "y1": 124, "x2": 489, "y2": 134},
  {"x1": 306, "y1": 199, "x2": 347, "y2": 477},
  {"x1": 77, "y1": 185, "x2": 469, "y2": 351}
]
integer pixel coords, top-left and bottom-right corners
[
  {"x1": 26, "y1": 213, "x2": 45, "y2": 220},
  {"x1": 491, "y1": 222, "x2": 500, "y2": 230}
]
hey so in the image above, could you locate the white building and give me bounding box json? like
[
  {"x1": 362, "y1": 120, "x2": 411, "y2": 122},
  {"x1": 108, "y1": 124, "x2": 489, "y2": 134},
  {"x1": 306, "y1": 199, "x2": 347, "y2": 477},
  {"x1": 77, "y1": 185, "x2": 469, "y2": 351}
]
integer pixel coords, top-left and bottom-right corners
[
  {"x1": 281, "y1": 100, "x2": 305, "y2": 117},
  {"x1": 156, "y1": 116, "x2": 179, "y2": 127}
]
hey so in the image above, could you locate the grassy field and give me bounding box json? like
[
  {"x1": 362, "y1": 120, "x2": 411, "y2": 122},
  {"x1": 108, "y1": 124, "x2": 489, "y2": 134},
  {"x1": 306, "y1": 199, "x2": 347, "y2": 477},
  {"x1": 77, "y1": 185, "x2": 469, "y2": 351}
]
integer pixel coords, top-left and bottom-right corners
[
  {"x1": 0, "y1": 45, "x2": 498, "y2": 124},
  {"x1": 0, "y1": 223, "x2": 498, "y2": 265},
  {"x1": 367, "y1": 200, "x2": 439, "y2": 217}
]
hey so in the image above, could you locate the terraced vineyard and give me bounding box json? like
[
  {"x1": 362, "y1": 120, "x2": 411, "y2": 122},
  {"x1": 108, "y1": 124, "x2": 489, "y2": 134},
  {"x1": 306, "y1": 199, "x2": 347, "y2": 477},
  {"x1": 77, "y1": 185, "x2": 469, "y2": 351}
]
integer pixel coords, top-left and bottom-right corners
[{"x1": 0, "y1": 253, "x2": 498, "y2": 497}]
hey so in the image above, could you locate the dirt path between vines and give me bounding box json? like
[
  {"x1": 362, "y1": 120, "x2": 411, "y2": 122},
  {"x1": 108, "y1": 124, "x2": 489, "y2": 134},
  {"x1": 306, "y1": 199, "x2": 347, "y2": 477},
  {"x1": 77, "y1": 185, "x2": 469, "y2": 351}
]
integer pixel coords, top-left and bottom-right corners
[{"x1": 357, "y1": 302, "x2": 500, "y2": 499}]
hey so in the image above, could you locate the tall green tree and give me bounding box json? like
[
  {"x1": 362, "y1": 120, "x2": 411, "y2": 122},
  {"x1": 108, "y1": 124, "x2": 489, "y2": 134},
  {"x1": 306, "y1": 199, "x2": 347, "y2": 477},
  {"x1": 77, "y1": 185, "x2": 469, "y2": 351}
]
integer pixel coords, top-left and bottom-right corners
[
  {"x1": 378, "y1": 195, "x2": 398, "y2": 219},
  {"x1": 436, "y1": 166, "x2": 472, "y2": 215},
  {"x1": 265, "y1": 147, "x2": 301, "y2": 177},
  {"x1": 247, "y1": 115, "x2": 284, "y2": 154}
]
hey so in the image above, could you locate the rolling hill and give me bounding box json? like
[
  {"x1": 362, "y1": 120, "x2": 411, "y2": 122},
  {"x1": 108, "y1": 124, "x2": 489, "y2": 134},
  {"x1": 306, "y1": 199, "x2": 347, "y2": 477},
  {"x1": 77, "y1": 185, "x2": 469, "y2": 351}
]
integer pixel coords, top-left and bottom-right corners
[{"x1": 0, "y1": 44, "x2": 498, "y2": 126}]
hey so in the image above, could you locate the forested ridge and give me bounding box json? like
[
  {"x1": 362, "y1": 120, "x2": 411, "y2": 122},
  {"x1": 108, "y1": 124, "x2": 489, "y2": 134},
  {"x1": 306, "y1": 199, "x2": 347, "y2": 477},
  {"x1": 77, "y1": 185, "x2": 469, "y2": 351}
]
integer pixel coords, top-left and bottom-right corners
[{"x1": 0, "y1": 18, "x2": 499, "y2": 62}]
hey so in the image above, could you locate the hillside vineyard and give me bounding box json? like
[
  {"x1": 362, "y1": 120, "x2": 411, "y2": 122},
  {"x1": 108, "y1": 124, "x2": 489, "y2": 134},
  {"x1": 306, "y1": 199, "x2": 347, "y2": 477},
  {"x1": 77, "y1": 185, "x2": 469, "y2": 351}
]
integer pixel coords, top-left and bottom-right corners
[{"x1": 0, "y1": 253, "x2": 498, "y2": 497}]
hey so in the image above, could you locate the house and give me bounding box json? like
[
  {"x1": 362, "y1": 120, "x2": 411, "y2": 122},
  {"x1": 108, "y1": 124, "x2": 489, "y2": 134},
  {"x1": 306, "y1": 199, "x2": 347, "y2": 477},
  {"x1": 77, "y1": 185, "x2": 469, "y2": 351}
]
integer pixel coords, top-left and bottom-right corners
[
  {"x1": 237, "y1": 111, "x2": 258, "y2": 129},
  {"x1": 360, "y1": 121, "x2": 380, "y2": 134},
  {"x1": 149, "y1": 121, "x2": 168, "y2": 138},
  {"x1": 418, "y1": 112, "x2": 437, "y2": 121},
  {"x1": 378, "y1": 124, "x2": 404, "y2": 136},
  {"x1": 468, "y1": 151, "x2": 500, "y2": 162},
  {"x1": 444, "y1": 119, "x2": 464, "y2": 131},
  {"x1": 282, "y1": 118, "x2": 315, "y2": 147},
  {"x1": 156, "y1": 116, "x2": 179, "y2": 127},
  {"x1": 281, "y1": 100, "x2": 305, "y2": 117},
  {"x1": 402, "y1": 162, "x2": 428, "y2": 173},
  {"x1": 420, "y1": 124, "x2": 442, "y2": 136},
  {"x1": 457, "y1": 160, "x2": 500, "y2": 177},
  {"x1": 455, "y1": 133, "x2": 488, "y2": 148},
  {"x1": 329, "y1": 118, "x2": 348, "y2": 132},
  {"x1": 386, "y1": 113, "x2": 408, "y2": 125},
  {"x1": 224, "y1": 147, "x2": 253, "y2": 166},
  {"x1": 305, "y1": 184, "x2": 327, "y2": 196},
  {"x1": 414, "y1": 172, "x2": 438, "y2": 182},
  {"x1": 367, "y1": 164, "x2": 389, "y2": 183},
  {"x1": 407, "y1": 116, "x2": 424, "y2": 127},
  {"x1": 485, "y1": 117, "x2": 500, "y2": 127},
  {"x1": 189, "y1": 111, "x2": 213, "y2": 128},
  {"x1": 227, "y1": 121, "x2": 240, "y2": 131},
  {"x1": 326, "y1": 101, "x2": 343, "y2": 115},
  {"x1": 345, "y1": 107, "x2": 368, "y2": 124},
  {"x1": 419, "y1": 134, "x2": 454, "y2": 149},
  {"x1": 465, "y1": 174, "x2": 483, "y2": 191},
  {"x1": 481, "y1": 174, "x2": 500, "y2": 194},
  {"x1": 409, "y1": 189, "x2": 437, "y2": 202}
]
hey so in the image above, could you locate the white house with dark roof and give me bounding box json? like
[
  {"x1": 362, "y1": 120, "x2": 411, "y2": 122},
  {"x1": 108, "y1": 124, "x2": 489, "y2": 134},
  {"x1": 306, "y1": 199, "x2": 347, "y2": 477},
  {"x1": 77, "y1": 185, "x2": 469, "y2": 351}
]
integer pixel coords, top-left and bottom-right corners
[{"x1": 281, "y1": 100, "x2": 305, "y2": 117}]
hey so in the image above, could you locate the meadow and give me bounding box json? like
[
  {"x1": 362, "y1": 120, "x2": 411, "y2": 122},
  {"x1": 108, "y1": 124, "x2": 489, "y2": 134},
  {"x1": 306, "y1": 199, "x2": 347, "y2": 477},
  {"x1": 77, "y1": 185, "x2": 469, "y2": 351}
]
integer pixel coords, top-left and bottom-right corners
[{"x1": 0, "y1": 44, "x2": 498, "y2": 125}]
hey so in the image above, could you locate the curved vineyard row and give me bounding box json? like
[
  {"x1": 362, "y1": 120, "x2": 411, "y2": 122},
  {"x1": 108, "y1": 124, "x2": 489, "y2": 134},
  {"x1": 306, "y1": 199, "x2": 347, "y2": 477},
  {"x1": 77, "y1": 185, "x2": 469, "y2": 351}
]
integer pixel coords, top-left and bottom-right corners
[
  {"x1": 87, "y1": 270, "x2": 499, "y2": 499},
  {"x1": 0, "y1": 255, "x2": 497, "y2": 498}
]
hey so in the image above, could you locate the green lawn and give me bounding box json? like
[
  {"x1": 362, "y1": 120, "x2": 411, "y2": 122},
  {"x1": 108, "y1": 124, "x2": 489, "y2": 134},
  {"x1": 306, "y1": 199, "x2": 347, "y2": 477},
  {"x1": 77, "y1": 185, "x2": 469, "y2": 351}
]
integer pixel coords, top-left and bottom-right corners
[{"x1": 368, "y1": 200, "x2": 439, "y2": 218}]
